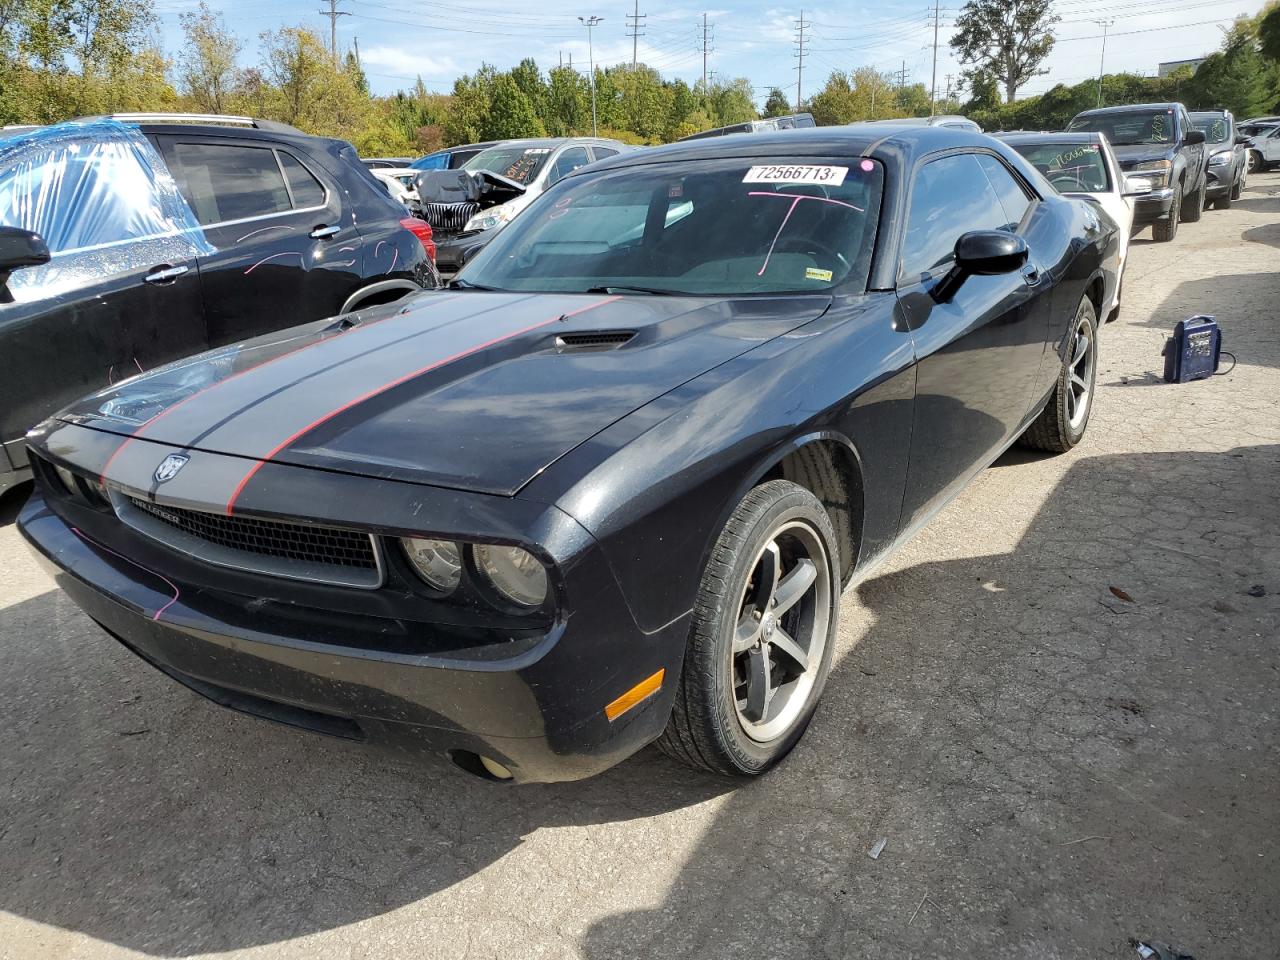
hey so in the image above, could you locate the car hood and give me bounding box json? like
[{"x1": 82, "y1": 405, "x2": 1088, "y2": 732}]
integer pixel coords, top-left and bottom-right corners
[
  {"x1": 66, "y1": 291, "x2": 830, "y2": 497},
  {"x1": 1110, "y1": 144, "x2": 1175, "y2": 169}
]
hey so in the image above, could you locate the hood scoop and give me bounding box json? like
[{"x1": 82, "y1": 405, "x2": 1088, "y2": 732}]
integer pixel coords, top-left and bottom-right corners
[{"x1": 555, "y1": 330, "x2": 636, "y2": 352}]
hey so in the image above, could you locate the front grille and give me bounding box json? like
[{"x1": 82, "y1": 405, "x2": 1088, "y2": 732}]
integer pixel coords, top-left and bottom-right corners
[
  {"x1": 423, "y1": 201, "x2": 480, "y2": 234},
  {"x1": 115, "y1": 494, "x2": 383, "y2": 589}
]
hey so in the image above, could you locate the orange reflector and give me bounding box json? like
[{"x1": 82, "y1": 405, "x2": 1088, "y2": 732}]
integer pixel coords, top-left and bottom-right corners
[{"x1": 604, "y1": 668, "x2": 665, "y2": 721}]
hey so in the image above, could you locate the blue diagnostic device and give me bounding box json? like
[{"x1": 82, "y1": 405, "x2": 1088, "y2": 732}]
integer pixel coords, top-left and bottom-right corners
[{"x1": 1162, "y1": 315, "x2": 1222, "y2": 384}]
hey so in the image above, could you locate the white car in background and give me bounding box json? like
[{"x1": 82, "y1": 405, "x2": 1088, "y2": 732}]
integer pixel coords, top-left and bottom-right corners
[
  {"x1": 997, "y1": 131, "x2": 1152, "y2": 322},
  {"x1": 371, "y1": 168, "x2": 421, "y2": 214}
]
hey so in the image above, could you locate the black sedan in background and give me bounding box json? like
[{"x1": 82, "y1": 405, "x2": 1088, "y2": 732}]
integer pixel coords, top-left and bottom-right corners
[
  {"x1": 0, "y1": 116, "x2": 437, "y2": 499},
  {"x1": 20, "y1": 126, "x2": 1119, "y2": 783}
]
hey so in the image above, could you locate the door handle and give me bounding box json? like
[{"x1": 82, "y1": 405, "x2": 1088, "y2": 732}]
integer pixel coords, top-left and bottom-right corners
[
  {"x1": 144, "y1": 265, "x2": 189, "y2": 284},
  {"x1": 310, "y1": 225, "x2": 340, "y2": 239}
]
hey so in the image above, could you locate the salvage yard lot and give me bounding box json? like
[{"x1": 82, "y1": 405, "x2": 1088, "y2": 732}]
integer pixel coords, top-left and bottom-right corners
[{"x1": 2, "y1": 176, "x2": 1278, "y2": 959}]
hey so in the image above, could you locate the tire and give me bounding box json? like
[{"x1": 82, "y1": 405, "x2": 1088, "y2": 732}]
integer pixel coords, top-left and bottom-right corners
[
  {"x1": 1214, "y1": 191, "x2": 1232, "y2": 210},
  {"x1": 1248, "y1": 150, "x2": 1262, "y2": 173},
  {"x1": 1151, "y1": 187, "x2": 1180, "y2": 242},
  {"x1": 656, "y1": 480, "x2": 840, "y2": 777},
  {"x1": 1019, "y1": 296, "x2": 1098, "y2": 453},
  {"x1": 1231, "y1": 173, "x2": 1243, "y2": 200},
  {"x1": 1181, "y1": 177, "x2": 1205, "y2": 222}
]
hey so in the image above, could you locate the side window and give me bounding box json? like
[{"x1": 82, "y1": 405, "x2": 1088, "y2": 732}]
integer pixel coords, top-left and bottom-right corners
[
  {"x1": 277, "y1": 151, "x2": 326, "y2": 208},
  {"x1": 170, "y1": 142, "x2": 291, "y2": 226},
  {"x1": 899, "y1": 153, "x2": 1007, "y2": 282},
  {"x1": 592, "y1": 146, "x2": 619, "y2": 161},
  {"x1": 975, "y1": 154, "x2": 1033, "y2": 231},
  {"x1": 548, "y1": 146, "x2": 590, "y2": 184}
]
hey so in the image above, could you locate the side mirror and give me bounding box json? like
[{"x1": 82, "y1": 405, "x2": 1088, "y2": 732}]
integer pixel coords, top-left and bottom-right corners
[
  {"x1": 1235, "y1": 134, "x2": 1252, "y2": 145},
  {"x1": 1185, "y1": 130, "x2": 1206, "y2": 145},
  {"x1": 0, "y1": 227, "x2": 51, "y2": 304},
  {"x1": 932, "y1": 230, "x2": 1027, "y2": 302},
  {"x1": 1123, "y1": 175, "x2": 1154, "y2": 196}
]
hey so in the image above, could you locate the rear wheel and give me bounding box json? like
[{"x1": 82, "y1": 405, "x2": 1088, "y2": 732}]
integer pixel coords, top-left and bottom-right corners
[
  {"x1": 1151, "y1": 188, "x2": 1181, "y2": 242},
  {"x1": 657, "y1": 480, "x2": 839, "y2": 776},
  {"x1": 1019, "y1": 297, "x2": 1098, "y2": 453},
  {"x1": 1181, "y1": 177, "x2": 1205, "y2": 222}
]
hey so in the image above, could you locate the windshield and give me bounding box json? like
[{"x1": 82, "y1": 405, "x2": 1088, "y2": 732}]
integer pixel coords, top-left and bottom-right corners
[
  {"x1": 1009, "y1": 141, "x2": 1110, "y2": 193},
  {"x1": 461, "y1": 156, "x2": 884, "y2": 296},
  {"x1": 1191, "y1": 115, "x2": 1230, "y2": 144},
  {"x1": 1067, "y1": 110, "x2": 1178, "y2": 145},
  {"x1": 461, "y1": 145, "x2": 553, "y2": 185},
  {"x1": 409, "y1": 151, "x2": 449, "y2": 171}
]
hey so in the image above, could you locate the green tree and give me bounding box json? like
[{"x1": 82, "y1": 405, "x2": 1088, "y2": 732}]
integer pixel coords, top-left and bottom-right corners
[
  {"x1": 544, "y1": 64, "x2": 590, "y2": 135},
  {"x1": 483, "y1": 73, "x2": 545, "y2": 139},
  {"x1": 509, "y1": 57, "x2": 546, "y2": 117},
  {"x1": 1183, "y1": 27, "x2": 1276, "y2": 117},
  {"x1": 443, "y1": 64, "x2": 496, "y2": 145},
  {"x1": 762, "y1": 87, "x2": 791, "y2": 117},
  {"x1": 1260, "y1": 1, "x2": 1280, "y2": 61},
  {"x1": 177, "y1": 2, "x2": 241, "y2": 113},
  {"x1": 344, "y1": 50, "x2": 369, "y2": 96},
  {"x1": 951, "y1": 0, "x2": 1057, "y2": 103},
  {"x1": 258, "y1": 26, "x2": 370, "y2": 137},
  {"x1": 808, "y1": 67, "x2": 902, "y2": 124}
]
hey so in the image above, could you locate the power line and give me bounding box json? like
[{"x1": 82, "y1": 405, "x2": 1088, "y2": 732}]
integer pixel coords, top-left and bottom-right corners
[{"x1": 794, "y1": 10, "x2": 809, "y2": 111}]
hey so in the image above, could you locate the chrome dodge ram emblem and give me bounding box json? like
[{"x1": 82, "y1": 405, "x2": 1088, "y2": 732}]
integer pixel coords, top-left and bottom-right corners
[{"x1": 153, "y1": 453, "x2": 189, "y2": 484}]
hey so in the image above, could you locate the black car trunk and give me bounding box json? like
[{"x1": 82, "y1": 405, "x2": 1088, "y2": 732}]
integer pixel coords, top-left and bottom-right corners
[{"x1": 414, "y1": 170, "x2": 526, "y2": 237}]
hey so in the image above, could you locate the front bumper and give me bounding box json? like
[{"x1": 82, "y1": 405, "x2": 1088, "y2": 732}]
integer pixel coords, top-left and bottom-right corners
[
  {"x1": 18, "y1": 479, "x2": 689, "y2": 783},
  {"x1": 1205, "y1": 167, "x2": 1231, "y2": 197},
  {"x1": 1130, "y1": 186, "x2": 1176, "y2": 227},
  {"x1": 434, "y1": 230, "x2": 495, "y2": 277}
]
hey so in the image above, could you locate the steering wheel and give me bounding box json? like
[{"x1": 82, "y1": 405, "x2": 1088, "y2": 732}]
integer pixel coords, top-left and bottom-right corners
[{"x1": 1049, "y1": 172, "x2": 1090, "y2": 193}]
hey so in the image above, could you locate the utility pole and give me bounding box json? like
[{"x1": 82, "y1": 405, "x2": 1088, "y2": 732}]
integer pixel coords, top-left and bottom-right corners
[
  {"x1": 929, "y1": 0, "x2": 940, "y2": 116},
  {"x1": 317, "y1": 0, "x2": 350, "y2": 64},
  {"x1": 1094, "y1": 19, "x2": 1114, "y2": 108},
  {"x1": 896, "y1": 61, "x2": 908, "y2": 88},
  {"x1": 945, "y1": 72, "x2": 953, "y2": 102},
  {"x1": 353, "y1": 36, "x2": 360, "y2": 69},
  {"x1": 579, "y1": 15, "x2": 603, "y2": 136},
  {"x1": 626, "y1": 0, "x2": 645, "y2": 70},
  {"x1": 701, "y1": 13, "x2": 713, "y2": 96},
  {"x1": 793, "y1": 11, "x2": 809, "y2": 112}
]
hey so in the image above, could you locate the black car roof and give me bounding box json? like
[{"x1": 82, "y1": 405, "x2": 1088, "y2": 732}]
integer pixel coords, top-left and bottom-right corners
[
  {"x1": 1073, "y1": 102, "x2": 1181, "y2": 117},
  {"x1": 591, "y1": 124, "x2": 996, "y2": 172},
  {"x1": 997, "y1": 131, "x2": 1103, "y2": 146}
]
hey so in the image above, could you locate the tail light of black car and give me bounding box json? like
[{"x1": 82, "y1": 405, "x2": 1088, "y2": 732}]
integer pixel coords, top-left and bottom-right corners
[{"x1": 400, "y1": 217, "x2": 437, "y2": 262}]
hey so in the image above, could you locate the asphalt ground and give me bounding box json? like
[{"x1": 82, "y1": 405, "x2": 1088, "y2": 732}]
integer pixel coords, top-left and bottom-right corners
[{"x1": 1, "y1": 175, "x2": 1277, "y2": 959}]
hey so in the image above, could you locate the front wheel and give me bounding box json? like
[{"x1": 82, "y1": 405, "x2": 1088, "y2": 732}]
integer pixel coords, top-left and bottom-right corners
[
  {"x1": 657, "y1": 480, "x2": 840, "y2": 776},
  {"x1": 1231, "y1": 172, "x2": 1244, "y2": 200},
  {"x1": 1248, "y1": 150, "x2": 1263, "y2": 173},
  {"x1": 1019, "y1": 296, "x2": 1098, "y2": 453},
  {"x1": 1181, "y1": 177, "x2": 1205, "y2": 222},
  {"x1": 1151, "y1": 187, "x2": 1181, "y2": 242}
]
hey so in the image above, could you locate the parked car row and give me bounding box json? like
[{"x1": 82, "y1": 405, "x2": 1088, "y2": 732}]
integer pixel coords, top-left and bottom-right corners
[
  {"x1": 0, "y1": 114, "x2": 439, "y2": 497},
  {"x1": 17, "y1": 121, "x2": 1126, "y2": 784}
]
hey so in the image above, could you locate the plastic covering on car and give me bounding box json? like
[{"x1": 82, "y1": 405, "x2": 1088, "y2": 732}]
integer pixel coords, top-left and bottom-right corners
[{"x1": 0, "y1": 119, "x2": 213, "y2": 301}]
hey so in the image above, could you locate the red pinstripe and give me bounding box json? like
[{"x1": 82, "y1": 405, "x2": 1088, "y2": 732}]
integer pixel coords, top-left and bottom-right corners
[
  {"x1": 97, "y1": 294, "x2": 461, "y2": 483},
  {"x1": 223, "y1": 296, "x2": 621, "y2": 515}
]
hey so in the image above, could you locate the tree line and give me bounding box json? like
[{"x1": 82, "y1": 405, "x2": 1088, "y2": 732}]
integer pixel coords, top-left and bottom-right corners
[{"x1": 1, "y1": 0, "x2": 1278, "y2": 157}]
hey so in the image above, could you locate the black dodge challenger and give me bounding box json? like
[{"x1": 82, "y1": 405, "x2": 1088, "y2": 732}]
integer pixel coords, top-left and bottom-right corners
[{"x1": 19, "y1": 126, "x2": 1119, "y2": 783}]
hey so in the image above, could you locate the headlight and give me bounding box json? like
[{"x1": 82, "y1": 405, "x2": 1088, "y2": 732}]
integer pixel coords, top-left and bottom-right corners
[
  {"x1": 473, "y1": 544, "x2": 548, "y2": 608},
  {"x1": 52, "y1": 462, "x2": 79, "y2": 495},
  {"x1": 1132, "y1": 159, "x2": 1171, "y2": 188},
  {"x1": 1208, "y1": 151, "x2": 1230, "y2": 166},
  {"x1": 402, "y1": 537, "x2": 462, "y2": 593},
  {"x1": 464, "y1": 201, "x2": 518, "y2": 233}
]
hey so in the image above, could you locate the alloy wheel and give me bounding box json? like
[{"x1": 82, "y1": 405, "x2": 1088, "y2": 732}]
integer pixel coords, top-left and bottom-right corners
[
  {"x1": 1066, "y1": 311, "x2": 1096, "y2": 431},
  {"x1": 730, "y1": 520, "x2": 831, "y2": 743}
]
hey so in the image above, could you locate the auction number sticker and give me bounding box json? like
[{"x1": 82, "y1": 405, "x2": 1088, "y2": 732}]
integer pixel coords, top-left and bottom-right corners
[{"x1": 743, "y1": 164, "x2": 848, "y2": 185}]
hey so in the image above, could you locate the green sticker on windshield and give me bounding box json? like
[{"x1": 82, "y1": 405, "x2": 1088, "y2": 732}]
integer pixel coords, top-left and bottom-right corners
[{"x1": 805, "y1": 267, "x2": 833, "y2": 282}]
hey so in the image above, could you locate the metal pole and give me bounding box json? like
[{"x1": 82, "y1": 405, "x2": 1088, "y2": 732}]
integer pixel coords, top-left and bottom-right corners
[
  {"x1": 702, "y1": 13, "x2": 709, "y2": 94},
  {"x1": 579, "y1": 16, "x2": 603, "y2": 136},
  {"x1": 1095, "y1": 19, "x2": 1113, "y2": 108},
  {"x1": 930, "y1": 0, "x2": 939, "y2": 116}
]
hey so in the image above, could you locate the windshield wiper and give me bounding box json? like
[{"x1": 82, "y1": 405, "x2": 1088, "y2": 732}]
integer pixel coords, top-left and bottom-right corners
[
  {"x1": 585, "y1": 285, "x2": 683, "y2": 296},
  {"x1": 449, "y1": 278, "x2": 503, "y2": 291}
]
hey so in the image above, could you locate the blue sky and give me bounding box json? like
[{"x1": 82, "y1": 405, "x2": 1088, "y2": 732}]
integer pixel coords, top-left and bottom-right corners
[{"x1": 148, "y1": 0, "x2": 1268, "y2": 105}]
